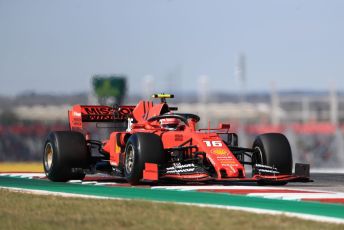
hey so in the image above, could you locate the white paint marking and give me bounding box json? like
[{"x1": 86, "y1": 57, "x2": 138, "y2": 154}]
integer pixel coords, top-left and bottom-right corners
[
  {"x1": 248, "y1": 193, "x2": 344, "y2": 200},
  {"x1": 68, "y1": 180, "x2": 83, "y2": 183},
  {"x1": 94, "y1": 183, "x2": 119, "y2": 186},
  {"x1": 0, "y1": 173, "x2": 45, "y2": 178},
  {"x1": 80, "y1": 181, "x2": 98, "y2": 185}
]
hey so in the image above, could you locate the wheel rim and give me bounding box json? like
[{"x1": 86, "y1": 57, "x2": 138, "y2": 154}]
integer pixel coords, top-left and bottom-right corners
[
  {"x1": 253, "y1": 146, "x2": 264, "y2": 164},
  {"x1": 44, "y1": 143, "x2": 53, "y2": 171},
  {"x1": 125, "y1": 145, "x2": 135, "y2": 174},
  {"x1": 252, "y1": 146, "x2": 264, "y2": 176}
]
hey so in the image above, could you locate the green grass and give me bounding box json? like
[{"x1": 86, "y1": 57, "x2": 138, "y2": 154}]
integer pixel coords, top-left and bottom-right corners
[{"x1": 0, "y1": 189, "x2": 343, "y2": 230}]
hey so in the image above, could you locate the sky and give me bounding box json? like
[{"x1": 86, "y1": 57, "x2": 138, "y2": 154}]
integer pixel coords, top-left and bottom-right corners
[{"x1": 1, "y1": 0, "x2": 344, "y2": 96}]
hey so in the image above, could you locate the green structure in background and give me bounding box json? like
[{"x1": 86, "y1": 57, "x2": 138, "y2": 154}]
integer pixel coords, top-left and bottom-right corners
[{"x1": 92, "y1": 75, "x2": 127, "y2": 105}]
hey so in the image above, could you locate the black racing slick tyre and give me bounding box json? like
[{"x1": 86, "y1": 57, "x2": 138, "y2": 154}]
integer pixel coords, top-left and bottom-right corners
[
  {"x1": 252, "y1": 133, "x2": 293, "y2": 185},
  {"x1": 124, "y1": 133, "x2": 165, "y2": 185},
  {"x1": 43, "y1": 131, "x2": 89, "y2": 182}
]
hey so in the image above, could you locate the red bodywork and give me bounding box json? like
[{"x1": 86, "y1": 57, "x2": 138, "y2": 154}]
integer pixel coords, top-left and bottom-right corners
[{"x1": 68, "y1": 98, "x2": 309, "y2": 184}]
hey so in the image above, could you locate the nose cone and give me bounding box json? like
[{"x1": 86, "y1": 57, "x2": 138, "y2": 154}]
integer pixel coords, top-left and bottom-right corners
[
  {"x1": 198, "y1": 137, "x2": 245, "y2": 178},
  {"x1": 209, "y1": 147, "x2": 245, "y2": 178}
]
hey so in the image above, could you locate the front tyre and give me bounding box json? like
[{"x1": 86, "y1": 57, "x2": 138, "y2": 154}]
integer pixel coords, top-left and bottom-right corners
[
  {"x1": 252, "y1": 133, "x2": 293, "y2": 185},
  {"x1": 43, "y1": 131, "x2": 89, "y2": 182},
  {"x1": 124, "y1": 133, "x2": 165, "y2": 185}
]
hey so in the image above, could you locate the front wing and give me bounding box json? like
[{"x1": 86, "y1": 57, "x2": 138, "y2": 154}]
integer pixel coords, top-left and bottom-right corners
[{"x1": 142, "y1": 163, "x2": 312, "y2": 184}]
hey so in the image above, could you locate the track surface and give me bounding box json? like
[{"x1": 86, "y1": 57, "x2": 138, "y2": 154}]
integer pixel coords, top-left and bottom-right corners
[{"x1": 286, "y1": 173, "x2": 344, "y2": 193}]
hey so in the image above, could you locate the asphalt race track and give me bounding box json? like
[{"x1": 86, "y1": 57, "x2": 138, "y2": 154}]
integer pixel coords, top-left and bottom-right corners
[{"x1": 286, "y1": 173, "x2": 344, "y2": 193}]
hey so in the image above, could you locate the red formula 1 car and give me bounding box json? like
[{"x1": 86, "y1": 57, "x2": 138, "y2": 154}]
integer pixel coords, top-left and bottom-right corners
[{"x1": 43, "y1": 94, "x2": 311, "y2": 185}]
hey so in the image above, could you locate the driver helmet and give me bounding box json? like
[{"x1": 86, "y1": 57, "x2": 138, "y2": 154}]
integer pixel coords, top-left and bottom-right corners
[{"x1": 160, "y1": 115, "x2": 180, "y2": 131}]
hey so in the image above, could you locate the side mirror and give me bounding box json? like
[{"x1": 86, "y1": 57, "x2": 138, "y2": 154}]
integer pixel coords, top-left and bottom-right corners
[{"x1": 218, "y1": 123, "x2": 231, "y2": 130}]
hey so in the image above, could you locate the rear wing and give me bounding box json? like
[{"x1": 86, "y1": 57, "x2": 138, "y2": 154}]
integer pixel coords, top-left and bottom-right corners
[{"x1": 69, "y1": 105, "x2": 135, "y2": 130}]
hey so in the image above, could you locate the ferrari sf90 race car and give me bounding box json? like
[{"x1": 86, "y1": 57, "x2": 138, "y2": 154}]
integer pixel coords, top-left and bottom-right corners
[{"x1": 43, "y1": 94, "x2": 311, "y2": 185}]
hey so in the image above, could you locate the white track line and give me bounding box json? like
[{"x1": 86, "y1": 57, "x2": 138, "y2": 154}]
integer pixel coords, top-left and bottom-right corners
[
  {"x1": 0, "y1": 173, "x2": 46, "y2": 178},
  {"x1": 247, "y1": 192, "x2": 344, "y2": 200}
]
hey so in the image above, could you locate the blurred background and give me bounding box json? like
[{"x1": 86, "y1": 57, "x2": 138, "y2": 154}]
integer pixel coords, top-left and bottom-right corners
[{"x1": 1, "y1": 0, "x2": 344, "y2": 170}]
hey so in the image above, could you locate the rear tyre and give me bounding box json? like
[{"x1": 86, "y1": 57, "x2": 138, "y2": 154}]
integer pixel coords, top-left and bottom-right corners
[
  {"x1": 252, "y1": 133, "x2": 293, "y2": 185},
  {"x1": 124, "y1": 133, "x2": 165, "y2": 185},
  {"x1": 43, "y1": 131, "x2": 89, "y2": 182}
]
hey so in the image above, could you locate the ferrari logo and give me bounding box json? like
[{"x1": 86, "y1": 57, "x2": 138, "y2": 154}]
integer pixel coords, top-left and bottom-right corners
[{"x1": 211, "y1": 148, "x2": 227, "y2": 155}]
